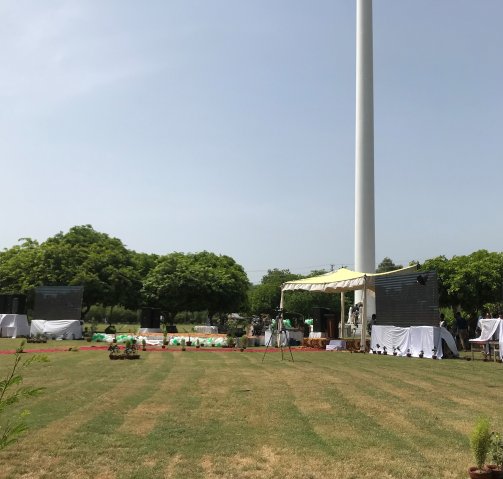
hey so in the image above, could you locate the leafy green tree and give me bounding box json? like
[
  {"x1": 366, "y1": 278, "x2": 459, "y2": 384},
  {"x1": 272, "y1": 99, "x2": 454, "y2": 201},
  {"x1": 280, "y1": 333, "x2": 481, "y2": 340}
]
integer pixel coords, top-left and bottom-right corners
[
  {"x1": 376, "y1": 257, "x2": 403, "y2": 273},
  {"x1": 422, "y1": 250, "x2": 503, "y2": 316},
  {"x1": 38, "y1": 225, "x2": 142, "y2": 317},
  {"x1": 142, "y1": 251, "x2": 249, "y2": 323},
  {"x1": 248, "y1": 269, "x2": 302, "y2": 315},
  {"x1": 0, "y1": 239, "x2": 43, "y2": 298}
]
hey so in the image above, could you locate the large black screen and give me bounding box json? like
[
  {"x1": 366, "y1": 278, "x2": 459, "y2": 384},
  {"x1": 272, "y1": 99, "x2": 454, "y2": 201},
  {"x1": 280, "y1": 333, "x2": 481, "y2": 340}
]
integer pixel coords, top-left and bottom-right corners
[
  {"x1": 33, "y1": 286, "x2": 84, "y2": 321},
  {"x1": 375, "y1": 271, "x2": 438, "y2": 327}
]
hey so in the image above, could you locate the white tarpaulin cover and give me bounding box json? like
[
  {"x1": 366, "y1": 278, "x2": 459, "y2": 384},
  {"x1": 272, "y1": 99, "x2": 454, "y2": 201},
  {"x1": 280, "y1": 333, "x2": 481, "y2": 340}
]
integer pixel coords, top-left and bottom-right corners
[
  {"x1": 471, "y1": 318, "x2": 503, "y2": 360},
  {"x1": 31, "y1": 320, "x2": 83, "y2": 339},
  {"x1": 0, "y1": 314, "x2": 30, "y2": 338},
  {"x1": 370, "y1": 325, "x2": 458, "y2": 359}
]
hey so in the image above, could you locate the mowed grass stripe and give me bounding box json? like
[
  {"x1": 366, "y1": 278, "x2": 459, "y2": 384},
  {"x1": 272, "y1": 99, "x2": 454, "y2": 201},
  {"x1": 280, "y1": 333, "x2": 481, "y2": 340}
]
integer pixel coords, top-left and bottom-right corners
[
  {"x1": 283, "y1": 355, "x2": 469, "y2": 478},
  {"x1": 0, "y1": 351, "x2": 172, "y2": 479},
  {"x1": 0, "y1": 350, "x2": 502, "y2": 478}
]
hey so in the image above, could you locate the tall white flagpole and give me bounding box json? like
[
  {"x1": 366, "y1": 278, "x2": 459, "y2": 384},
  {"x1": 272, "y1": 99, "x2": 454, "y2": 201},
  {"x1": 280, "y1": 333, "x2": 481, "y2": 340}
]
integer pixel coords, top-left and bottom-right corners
[{"x1": 354, "y1": 0, "x2": 376, "y2": 323}]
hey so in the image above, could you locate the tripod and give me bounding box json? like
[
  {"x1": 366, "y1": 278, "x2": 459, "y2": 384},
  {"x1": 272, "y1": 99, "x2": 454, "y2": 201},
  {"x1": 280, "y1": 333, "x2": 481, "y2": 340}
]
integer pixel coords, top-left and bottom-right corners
[{"x1": 262, "y1": 312, "x2": 294, "y2": 363}]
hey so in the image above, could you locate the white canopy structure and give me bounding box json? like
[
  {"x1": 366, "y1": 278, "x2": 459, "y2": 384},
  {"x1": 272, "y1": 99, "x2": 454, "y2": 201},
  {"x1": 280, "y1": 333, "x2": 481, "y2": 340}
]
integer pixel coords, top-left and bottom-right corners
[{"x1": 280, "y1": 265, "x2": 418, "y2": 349}]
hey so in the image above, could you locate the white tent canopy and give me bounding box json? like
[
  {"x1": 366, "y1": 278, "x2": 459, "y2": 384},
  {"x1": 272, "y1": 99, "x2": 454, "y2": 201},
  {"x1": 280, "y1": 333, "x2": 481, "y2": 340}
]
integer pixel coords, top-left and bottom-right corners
[{"x1": 280, "y1": 265, "x2": 418, "y2": 349}]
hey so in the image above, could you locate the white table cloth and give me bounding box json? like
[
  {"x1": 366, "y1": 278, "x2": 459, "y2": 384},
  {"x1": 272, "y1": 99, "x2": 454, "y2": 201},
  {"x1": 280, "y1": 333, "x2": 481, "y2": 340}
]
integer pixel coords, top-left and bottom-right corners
[
  {"x1": 371, "y1": 325, "x2": 458, "y2": 358},
  {"x1": 471, "y1": 318, "x2": 502, "y2": 360}
]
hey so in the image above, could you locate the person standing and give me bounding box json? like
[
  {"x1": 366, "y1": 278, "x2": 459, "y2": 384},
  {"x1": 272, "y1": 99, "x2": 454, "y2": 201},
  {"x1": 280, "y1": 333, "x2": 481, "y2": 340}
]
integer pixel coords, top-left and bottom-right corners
[{"x1": 455, "y1": 311, "x2": 468, "y2": 351}]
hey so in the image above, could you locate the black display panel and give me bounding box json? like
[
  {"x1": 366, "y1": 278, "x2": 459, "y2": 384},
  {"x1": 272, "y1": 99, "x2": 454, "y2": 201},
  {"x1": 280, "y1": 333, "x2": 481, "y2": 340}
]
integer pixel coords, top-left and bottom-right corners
[
  {"x1": 375, "y1": 271, "x2": 438, "y2": 327},
  {"x1": 33, "y1": 286, "x2": 84, "y2": 321}
]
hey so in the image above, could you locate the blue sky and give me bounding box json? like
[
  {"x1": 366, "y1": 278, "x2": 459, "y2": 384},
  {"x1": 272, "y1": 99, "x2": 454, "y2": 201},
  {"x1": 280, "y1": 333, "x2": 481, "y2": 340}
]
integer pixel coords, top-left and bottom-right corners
[{"x1": 1, "y1": 0, "x2": 502, "y2": 283}]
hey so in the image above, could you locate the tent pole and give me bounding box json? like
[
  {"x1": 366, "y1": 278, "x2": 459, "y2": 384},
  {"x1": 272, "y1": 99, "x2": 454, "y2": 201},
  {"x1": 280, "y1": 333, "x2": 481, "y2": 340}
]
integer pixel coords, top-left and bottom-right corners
[
  {"x1": 360, "y1": 277, "x2": 367, "y2": 351},
  {"x1": 340, "y1": 292, "x2": 345, "y2": 338}
]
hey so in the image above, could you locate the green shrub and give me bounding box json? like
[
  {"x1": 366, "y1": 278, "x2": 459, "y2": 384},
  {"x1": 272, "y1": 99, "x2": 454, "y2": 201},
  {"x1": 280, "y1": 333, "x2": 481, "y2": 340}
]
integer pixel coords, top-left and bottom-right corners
[
  {"x1": 471, "y1": 418, "x2": 491, "y2": 470},
  {"x1": 491, "y1": 432, "x2": 503, "y2": 469}
]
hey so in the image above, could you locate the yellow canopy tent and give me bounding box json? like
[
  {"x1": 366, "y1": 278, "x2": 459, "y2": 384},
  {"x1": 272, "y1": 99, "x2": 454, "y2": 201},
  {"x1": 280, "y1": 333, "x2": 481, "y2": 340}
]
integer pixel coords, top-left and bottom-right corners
[{"x1": 280, "y1": 265, "x2": 418, "y2": 349}]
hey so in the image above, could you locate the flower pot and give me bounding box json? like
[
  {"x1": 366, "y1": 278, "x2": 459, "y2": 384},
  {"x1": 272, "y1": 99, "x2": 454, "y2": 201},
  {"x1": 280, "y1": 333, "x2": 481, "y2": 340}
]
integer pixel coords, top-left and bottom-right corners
[
  {"x1": 468, "y1": 466, "x2": 492, "y2": 478},
  {"x1": 383, "y1": 351, "x2": 388, "y2": 355},
  {"x1": 407, "y1": 353, "x2": 412, "y2": 357},
  {"x1": 393, "y1": 352, "x2": 397, "y2": 356},
  {"x1": 162, "y1": 345, "x2": 166, "y2": 349},
  {"x1": 432, "y1": 355, "x2": 437, "y2": 360},
  {"x1": 186, "y1": 341, "x2": 192, "y2": 347},
  {"x1": 486, "y1": 465, "x2": 503, "y2": 479},
  {"x1": 419, "y1": 354, "x2": 424, "y2": 358},
  {"x1": 377, "y1": 351, "x2": 381, "y2": 355}
]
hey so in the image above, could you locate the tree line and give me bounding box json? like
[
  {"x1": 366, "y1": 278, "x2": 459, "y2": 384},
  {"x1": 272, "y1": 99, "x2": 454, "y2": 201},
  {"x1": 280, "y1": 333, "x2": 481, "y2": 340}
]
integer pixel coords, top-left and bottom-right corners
[
  {"x1": 0, "y1": 225, "x2": 501, "y2": 322},
  {"x1": 0, "y1": 225, "x2": 248, "y2": 323}
]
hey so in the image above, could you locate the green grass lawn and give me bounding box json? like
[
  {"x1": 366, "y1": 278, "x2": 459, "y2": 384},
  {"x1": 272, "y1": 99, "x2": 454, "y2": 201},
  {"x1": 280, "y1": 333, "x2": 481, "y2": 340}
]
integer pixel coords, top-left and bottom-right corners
[{"x1": 0, "y1": 347, "x2": 501, "y2": 479}]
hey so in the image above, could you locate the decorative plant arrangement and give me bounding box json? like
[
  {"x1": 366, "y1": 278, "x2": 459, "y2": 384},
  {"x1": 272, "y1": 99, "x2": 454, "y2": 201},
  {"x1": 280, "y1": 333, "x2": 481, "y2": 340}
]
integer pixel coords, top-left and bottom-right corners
[
  {"x1": 195, "y1": 339, "x2": 200, "y2": 349},
  {"x1": 108, "y1": 343, "x2": 121, "y2": 360},
  {"x1": 419, "y1": 350, "x2": 424, "y2": 358},
  {"x1": 406, "y1": 348, "x2": 412, "y2": 358},
  {"x1": 468, "y1": 417, "x2": 492, "y2": 478},
  {"x1": 376, "y1": 344, "x2": 381, "y2": 355},
  {"x1": 392, "y1": 346, "x2": 397, "y2": 356},
  {"x1": 382, "y1": 346, "x2": 388, "y2": 355},
  {"x1": 181, "y1": 338, "x2": 186, "y2": 351},
  {"x1": 142, "y1": 339, "x2": 147, "y2": 351},
  {"x1": 27, "y1": 333, "x2": 48, "y2": 344},
  {"x1": 488, "y1": 432, "x2": 503, "y2": 479},
  {"x1": 108, "y1": 339, "x2": 140, "y2": 360},
  {"x1": 432, "y1": 347, "x2": 438, "y2": 360}
]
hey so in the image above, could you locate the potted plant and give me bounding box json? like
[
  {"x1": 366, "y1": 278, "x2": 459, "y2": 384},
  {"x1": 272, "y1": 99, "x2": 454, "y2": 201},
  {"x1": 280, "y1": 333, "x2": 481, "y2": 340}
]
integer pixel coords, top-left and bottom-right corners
[
  {"x1": 181, "y1": 338, "x2": 186, "y2": 351},
  {"x1": 186, "y1": 336, "x2": 192, "y2": 347},
  {"x1": 487, "y1": 432, "x2": 503, "y2": 479},
  {"x1": 406, "y1": 348, "x2": 412, "y2": 357},
  {"x1": 142, "y1": 339, "x2": 147, "y2": 351},
  {"x1": 376, "y1": 344, "x2": 382, "y2": 355},
  {"x1": 468, "y1": 418, "x2": 492, "y2": 478},
  {"x1": 432, "y1": 347, "x2": 438, "y2": 360},
  {"x1": 382, "y1": 346, "x2": 388, "y2": 355},
  {"x1": 392, "y1": 346, "x2": 397, "y2": 356},
  {"x1": 108, "y1": 343, "x2": 120, "y2": 360},
  {"x1": 419, "y1": 350, "x2": 424, "y2": 358},
  {"x1": 195, "y1": 339, "x2": 200, "y2": 349}
]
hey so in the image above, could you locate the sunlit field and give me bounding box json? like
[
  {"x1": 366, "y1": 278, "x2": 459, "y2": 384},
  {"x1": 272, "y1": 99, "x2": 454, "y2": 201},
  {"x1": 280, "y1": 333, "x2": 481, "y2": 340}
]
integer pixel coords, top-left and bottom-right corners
[{"x1": 0, "y1": 345, "x2": 501, "y2": 479}]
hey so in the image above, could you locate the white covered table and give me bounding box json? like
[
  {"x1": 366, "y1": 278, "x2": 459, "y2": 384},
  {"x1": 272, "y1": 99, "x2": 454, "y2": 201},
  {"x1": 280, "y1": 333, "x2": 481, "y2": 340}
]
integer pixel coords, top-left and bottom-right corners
[
  {"x1": 0, "y1": 314, "x2": 30, "y2": 338},
  {"x1": 30, "y1": 320, "x2": 83, "y2": 339},
  {"x1": 371, "y1": 325, "x2": 458, "y2": 358},
  {"x1": 194, "y1": 325, "x2": 218, "y2": 334},
  {"x1": 470, "y1": 318, "x2": 502, "y2": 361}
]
